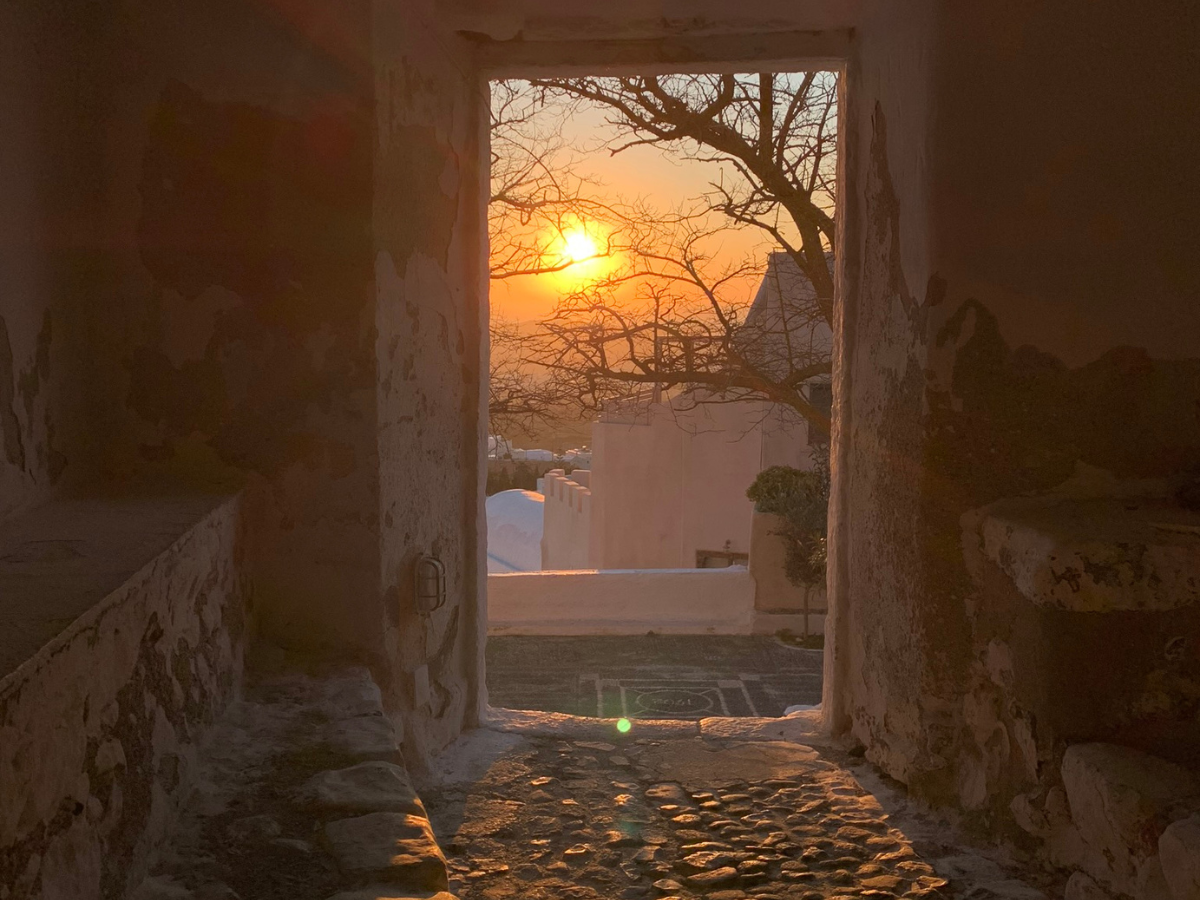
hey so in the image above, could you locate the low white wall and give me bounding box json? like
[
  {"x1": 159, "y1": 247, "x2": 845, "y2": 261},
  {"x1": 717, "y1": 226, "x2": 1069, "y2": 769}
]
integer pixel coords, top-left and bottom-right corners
[
  {"x1": 487, "y1": 568, "x2": 756, "y2": 635},
  {"x1": 540, "y1": 469, "x2": 592, "y2": 570}
]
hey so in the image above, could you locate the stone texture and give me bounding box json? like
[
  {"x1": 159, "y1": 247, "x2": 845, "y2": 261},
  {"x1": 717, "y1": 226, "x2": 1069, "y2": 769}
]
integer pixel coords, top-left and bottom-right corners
[
  {"x1": 1062, "y1": 744, "x2": 1200, "y2": 894},
  {"x1": 977, "y1": 496, "x2": 1200, "y2": 612},
  {"x1": 1064, "y1": 872, "x2": 1115, "y2": 900},
  {"x1": 0, "y1": 496, "x2": 246, "y2": 900},
  {"x1": 419, "y1": 730, "x2": 1048, "y2": 900},
  {"x1": 687, "y1": 866, "x2": 740, "y2": 887},
  {"x1": 325, "y1": 892, "x2": 458, "y2": 900},
  {"x1": 1160, "y1": 815, "x2": 1200, "y2": 900},
  {"x1": 303, "y1": 762, "x2": 425, "y2": 816},
  {"x1": 226, "y1": 815, "x2": 282, "y2": 843},
  {"x1": 325, "y1": 716, "x2": 403, "y2": 759},
  {"x1": 325, "y1": 813, "x2": 448, "y2": 890},
  {"x1": 126, "y1": 670, "x2": 449, "y2": 900}
]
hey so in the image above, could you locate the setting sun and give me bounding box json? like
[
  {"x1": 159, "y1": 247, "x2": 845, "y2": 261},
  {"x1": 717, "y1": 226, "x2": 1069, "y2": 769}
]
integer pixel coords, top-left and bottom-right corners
[{"x1": 562, "y1": 230, "x2": 599, "y2": 264}]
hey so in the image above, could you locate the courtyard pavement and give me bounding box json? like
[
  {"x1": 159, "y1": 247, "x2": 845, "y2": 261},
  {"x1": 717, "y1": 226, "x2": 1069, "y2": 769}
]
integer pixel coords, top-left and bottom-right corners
[
  {"x1": 486, "y1": 635, "x2": 823, "y2": 719},
  {"x1": 421, "y1": 728, "x2": 1058, "y2": 900}
]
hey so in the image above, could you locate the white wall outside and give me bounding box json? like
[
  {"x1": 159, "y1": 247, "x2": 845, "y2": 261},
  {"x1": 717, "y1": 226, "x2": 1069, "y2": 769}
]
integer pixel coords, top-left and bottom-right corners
[
  {"x1": 589, "y1": 397, "x2": 814, "y2": 569},
  {"x1": 541, "y1": 469, "x2": 592, "y2": 570},
  {"x1": 488, "y1": 568, "x2": 756, "y2": 635}
]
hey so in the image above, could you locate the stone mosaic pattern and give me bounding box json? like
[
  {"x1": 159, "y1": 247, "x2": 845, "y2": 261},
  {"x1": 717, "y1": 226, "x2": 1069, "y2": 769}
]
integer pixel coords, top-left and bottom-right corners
[{"x1": 486, "y1": 636, "x2": 823, "y2": 719}]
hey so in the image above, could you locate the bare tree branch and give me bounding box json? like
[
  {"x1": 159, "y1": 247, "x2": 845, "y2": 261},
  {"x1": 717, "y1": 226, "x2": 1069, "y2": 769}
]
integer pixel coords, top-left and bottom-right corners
[{"x1": 487, "y1": 73, "x2": 839, "y2": 438}]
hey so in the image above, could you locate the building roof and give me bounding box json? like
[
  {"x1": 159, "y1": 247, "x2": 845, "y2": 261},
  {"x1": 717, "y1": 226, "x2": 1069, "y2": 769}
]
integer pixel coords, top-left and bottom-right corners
[{"x1": 739, "y1": 252, "x2": 834, "y2": 380}]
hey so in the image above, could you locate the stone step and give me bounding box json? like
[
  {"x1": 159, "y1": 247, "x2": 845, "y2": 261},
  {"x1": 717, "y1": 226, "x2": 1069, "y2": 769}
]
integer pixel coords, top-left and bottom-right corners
[
  {"x1": 1061, "y1": 742, "x2": 1200, "y2": 900},
  {"x1": 128, "y1": 667, "x2": 457, "y2": 900}
]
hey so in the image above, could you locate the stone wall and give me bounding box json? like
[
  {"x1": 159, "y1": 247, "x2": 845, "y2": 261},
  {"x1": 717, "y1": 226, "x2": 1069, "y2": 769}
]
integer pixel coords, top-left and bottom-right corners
[
  {"x1": 0, "y1": 0, "x2": 379, "y2": 635},
  {"x1": 748, "y1": 511, "x2": 826, "y2": 620},
  {"x1": 0, "y1": 496, "x2": 246, "y2": 900},
  {"x1": 828, "y1": 0, "x2": 1200, "y2": 827},
  {"x1": 591, "y1": 399, "x2": 798, "y2": 569},
  {"x1": 488, "y1": 568, "x2": 757, "y2": 635}
]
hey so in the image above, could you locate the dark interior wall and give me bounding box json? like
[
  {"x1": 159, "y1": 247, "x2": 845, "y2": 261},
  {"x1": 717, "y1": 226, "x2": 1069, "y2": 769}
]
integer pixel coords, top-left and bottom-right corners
[
  {"x1": 835, "y1": 0, "x2": 1200, "y2": 820},
  {"x1": 923, "y1": 0, "x2": 1200, "y2": 817},
  {"x1": 933, "y1": 1, "x2": 1200, "y2": 367},
  {"x1": 0, "y1": 1, "x2": 100, "y2": 519},
  {"x1": 0, "y1": 0, "x2": 389, "y2": 652},
  {"x1": 1, "y1": 0, "x2": 485, "y2": 758},
  {"x1": 103, "y1": 0, "x2": 383, "y2": 659}
]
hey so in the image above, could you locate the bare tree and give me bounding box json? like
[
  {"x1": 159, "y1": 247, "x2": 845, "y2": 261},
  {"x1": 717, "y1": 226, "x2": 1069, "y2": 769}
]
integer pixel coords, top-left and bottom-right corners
[
  {"x1": 524, "y1": 73, "x2": 837, "y2": 323},
  {"x1": 531, "y1": 213, "x2": 833, "y2": 432},
  {"x1": 487, "y1": 72, "x2": 838, "y2": 436},
  {"x1": 487, "y1": 83, "x2": 605, "y2": 436},
  {"x1": 488, "y1": 317, "x2": 563, "y2": 435},
  {"x1": 489, "y1": 80, "x2": 624, "y2": 281}
]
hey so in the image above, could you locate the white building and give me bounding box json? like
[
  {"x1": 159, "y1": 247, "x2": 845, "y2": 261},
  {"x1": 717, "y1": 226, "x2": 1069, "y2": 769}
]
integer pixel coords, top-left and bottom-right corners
[{"x1": 542, "y1": 253, "x2": 832, "y2": 571}]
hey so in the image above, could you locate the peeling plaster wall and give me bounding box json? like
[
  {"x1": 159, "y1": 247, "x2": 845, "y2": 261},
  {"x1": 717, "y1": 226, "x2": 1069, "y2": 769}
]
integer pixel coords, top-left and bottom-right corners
[
  {"x1": 925, "y1": 0, "x2": 1200, "y2": 821},
  {"x1": 373, "y1": 0, "x2": 486, "y2": 761},
  {"x1": 98, "y1": 0, "x2": 380, "y2": 660},
  {"x1": 831, "y1": 0, "x2": 1200, "y2": 825},
  {"x1": 0, "y1": 2, "x2": 94, "y2": 519},
  {"x1": 824, "y1": 0, "x2": 939, "y2": 787},
  {"x1": 0, "y1": 0, "x2": 381, "y2": 651},
  {"x1": 2, "y1": 0, "x2": 484, "y2": 759},
  {"x1": 0, "y1": 497, "x2": 246, "y2": 900}
]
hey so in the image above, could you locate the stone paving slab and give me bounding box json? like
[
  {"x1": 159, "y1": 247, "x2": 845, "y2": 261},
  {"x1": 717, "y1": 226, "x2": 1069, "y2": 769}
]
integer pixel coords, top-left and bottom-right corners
[
  {"x1": 129, "y1": 668, "x2": 454, "y2": 900},
  {"x1": 487, "y1": 636, "x2": 822, "y2": 718}
]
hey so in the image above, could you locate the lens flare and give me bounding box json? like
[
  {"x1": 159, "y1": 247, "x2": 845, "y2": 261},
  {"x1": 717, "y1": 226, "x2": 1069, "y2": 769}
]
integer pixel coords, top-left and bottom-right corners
[{"x1": 616, "y1": 717, "x2": 632, "y2": 734}]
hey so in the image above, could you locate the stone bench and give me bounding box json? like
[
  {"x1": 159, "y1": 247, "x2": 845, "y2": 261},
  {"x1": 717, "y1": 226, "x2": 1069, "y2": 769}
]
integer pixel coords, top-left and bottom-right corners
[
  {"x1": 976, "y1": 495, "x2": 1200, "y2": 613},
  {"x1": 964, "y1": 488, "x2": 1200, "y2": 776},
  {"x1": 0, "y1": 493, "x2": 246, "y2": 900}
]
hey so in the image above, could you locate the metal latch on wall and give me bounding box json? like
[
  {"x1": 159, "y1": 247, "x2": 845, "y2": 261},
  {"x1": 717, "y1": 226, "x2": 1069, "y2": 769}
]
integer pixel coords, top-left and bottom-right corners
[{"x1": 414, "y1": 555, "x2": 447, "y2": 615}]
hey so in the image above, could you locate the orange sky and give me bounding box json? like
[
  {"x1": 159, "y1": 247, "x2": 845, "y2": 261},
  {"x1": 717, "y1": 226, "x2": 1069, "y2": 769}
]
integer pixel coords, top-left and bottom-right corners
[{"x1": 490, "y1": 95, "x2": 777, "y2": 324}]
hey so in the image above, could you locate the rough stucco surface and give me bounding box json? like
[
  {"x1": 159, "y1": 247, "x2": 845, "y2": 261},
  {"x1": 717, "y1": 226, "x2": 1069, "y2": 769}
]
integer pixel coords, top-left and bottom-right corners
[
  {"x1": 0, "y1": 496, "x2": 246, "y2": 900},
  {"x1": 0, "y1": 0, "x2": 86, "y2": 521},
  {"x1": 113, "y1": 4, "x2": 380, "y2": 659},
  {"x1": 372, "y1": 0, "x2": 486, "y2": 763},
  {"x1": 1, "y1": 0, "x2": 484, "y2": 759},
  {"x1": 0, "y1": 0, "x2": 379, "y2": 641},
  {"x1": 830, "y1": 0, "x2": 1200, "y2": 832}
]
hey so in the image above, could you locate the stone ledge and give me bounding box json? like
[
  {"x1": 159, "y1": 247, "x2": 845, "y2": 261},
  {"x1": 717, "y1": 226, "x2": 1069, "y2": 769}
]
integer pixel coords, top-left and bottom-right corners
[
  {"x1": 973, "y1": 495, "x2": 1200, "y2": 612},
  {"x1": 0, "y1": 492, "x2": 236, "y2": 680},
  {"x1": 300, "y1": 761, "x2": 426, "y2": 816},
  {"x1": 0, "y1": 492, "x2": 247, "y2": 900}
]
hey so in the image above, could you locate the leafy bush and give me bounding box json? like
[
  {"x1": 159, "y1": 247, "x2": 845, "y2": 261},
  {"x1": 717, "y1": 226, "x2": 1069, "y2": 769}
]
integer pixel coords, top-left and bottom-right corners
[{"x1": 747, "y1": 450, "x2": 830, "y2": 587}]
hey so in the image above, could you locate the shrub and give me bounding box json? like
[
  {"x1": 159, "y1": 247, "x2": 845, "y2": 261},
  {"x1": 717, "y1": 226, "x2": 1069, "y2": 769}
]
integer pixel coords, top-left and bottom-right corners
[{"x1": 747, "y1": 451, "x2": 830, "y2": 587}]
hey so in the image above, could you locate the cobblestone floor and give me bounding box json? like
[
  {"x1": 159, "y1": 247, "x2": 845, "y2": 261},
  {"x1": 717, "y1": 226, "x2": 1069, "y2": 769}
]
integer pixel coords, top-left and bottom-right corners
[
  {"x1": 486, "y1": 636, "x2": 823, "y2": 718},
  {"x1": 421, "y1": 729, "x2": 1058, "y2": 900}
]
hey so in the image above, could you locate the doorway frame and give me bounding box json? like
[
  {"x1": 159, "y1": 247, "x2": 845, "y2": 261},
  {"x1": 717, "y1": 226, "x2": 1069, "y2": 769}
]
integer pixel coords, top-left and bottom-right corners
[{"x1": 471, "y1": 31, "x2": 857, "y2": 733}]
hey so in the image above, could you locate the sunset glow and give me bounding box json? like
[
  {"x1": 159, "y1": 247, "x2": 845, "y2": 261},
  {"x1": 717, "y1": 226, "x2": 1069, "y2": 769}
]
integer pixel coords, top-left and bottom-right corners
[{"x1": 562, "y1": 229, "x2": 599, "y2": 265}]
